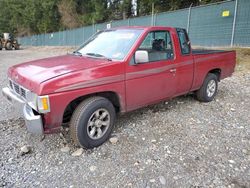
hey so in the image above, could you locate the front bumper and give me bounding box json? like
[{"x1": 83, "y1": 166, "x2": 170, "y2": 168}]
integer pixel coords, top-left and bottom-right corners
[{"x1": 2, "y1": 87, "x2": 44, "y2": 134}]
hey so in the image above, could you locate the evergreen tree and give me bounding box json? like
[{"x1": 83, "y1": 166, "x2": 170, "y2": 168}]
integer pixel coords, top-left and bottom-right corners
[{"x1": 0, "y1": 0, "x2": 224, "y2": 36}]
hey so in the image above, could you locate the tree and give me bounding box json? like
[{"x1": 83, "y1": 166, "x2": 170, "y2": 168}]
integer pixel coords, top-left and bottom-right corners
[
  {"x1": 35, "y1": 0, "x2": 61, "y2": 33},
  {"x1": 58, "y1": 0, "x2": 81, "y2": 29},
  {"x1": 0, "y1": 0, "x2": 225, "y2": 36},
  {"x1": 0, "y1": 0, "x2": 60, "y2": 36}
]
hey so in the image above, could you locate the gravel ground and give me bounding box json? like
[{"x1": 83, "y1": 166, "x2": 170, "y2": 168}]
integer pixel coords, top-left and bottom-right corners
[{"x1": 0, "y1": 47, "x2": 250, "y2": 188}]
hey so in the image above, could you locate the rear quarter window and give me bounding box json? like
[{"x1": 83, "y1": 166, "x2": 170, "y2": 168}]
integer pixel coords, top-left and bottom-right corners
[{"x1": 177, "y1": 29, "x2": 191, "y2": 55}]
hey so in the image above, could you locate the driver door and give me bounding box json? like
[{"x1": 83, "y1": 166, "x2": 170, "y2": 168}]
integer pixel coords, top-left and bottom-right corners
[{"x1": 125, "y1": 30, "x2": 177, "y2": 111}]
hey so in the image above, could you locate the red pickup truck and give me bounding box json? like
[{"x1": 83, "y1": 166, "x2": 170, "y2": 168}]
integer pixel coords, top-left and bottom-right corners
[{"x1": 2, "y1": 26, "x2": 236, "y2": 148}]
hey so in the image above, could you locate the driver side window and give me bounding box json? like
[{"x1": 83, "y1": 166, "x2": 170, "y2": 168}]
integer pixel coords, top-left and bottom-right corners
[{"x1": 138, "y1": 30, "x2": 174, "y2": 62}]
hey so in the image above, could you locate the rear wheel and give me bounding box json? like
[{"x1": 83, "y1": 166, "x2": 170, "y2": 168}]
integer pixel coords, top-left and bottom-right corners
[
  {"x1": 196, "y1": 73, "x2": 218, "y2": 102},
  {"x1": 70, "y1": 96, "x2": 116, "y2": 149},
  {"x1": 0, "y1": 41, "x2": 2, "y2": 50},
  {"x1": 13, "y1": 43, "x2": 19, "y2": 50}
]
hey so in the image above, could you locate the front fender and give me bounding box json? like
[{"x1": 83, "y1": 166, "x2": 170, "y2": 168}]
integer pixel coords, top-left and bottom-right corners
[{"x1": 42, "y1": 82, "x2": 125, "y2": 133}]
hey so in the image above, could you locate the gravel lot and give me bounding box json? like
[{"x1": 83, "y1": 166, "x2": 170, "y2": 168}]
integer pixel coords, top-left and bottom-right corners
[{"x1": 0, "y1": 47, "x2": 250, "y2": 188}]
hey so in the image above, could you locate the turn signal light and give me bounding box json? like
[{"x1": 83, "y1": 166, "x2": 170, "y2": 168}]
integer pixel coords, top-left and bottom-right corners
[
  {"x1": 41, "y1": 98, "x2": 49, "y2": 111},
  {"x1": 37, "y1": 95, "x2": 50, "y2": 113}
]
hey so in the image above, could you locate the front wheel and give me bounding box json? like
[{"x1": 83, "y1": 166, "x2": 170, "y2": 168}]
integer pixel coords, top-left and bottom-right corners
[
  {"x1": 70, "y1": 96, "x2": 116, "y2": 149},
  {"x1": 195, "y1": 73, "x2": 218, "y2": 102},
  {"x1": 5, "y1": 42, "x2": 12, "y2": 50}
]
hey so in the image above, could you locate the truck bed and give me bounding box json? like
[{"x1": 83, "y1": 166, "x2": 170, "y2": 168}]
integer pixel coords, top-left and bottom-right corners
[
  {"x1": 192, "y1": 49, "x2": 232, "y2": 55},
  {"x1": 192, "y1": 49, "x2": 236, "y2": 88}
]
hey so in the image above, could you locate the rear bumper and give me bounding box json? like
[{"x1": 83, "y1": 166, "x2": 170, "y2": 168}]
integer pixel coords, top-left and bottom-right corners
[{"x1": 2, "y1": 87, "x2": 44, "y2": 134}]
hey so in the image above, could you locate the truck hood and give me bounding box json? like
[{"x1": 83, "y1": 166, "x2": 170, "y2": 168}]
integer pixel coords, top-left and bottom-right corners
[{"x1": 8, "y1": 54, "x2": 112, "y2": 92}]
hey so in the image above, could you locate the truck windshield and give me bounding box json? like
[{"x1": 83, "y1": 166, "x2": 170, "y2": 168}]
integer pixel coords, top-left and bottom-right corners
[{"x1": 76, "y1": 29, "x2": 143, "y2": 60}]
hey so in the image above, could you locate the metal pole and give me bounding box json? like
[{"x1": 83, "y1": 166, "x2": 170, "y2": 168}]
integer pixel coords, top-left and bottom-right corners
[
  {"x1": 83, "y1": 27, "x2": 85, "y2": 43},
  {"x1": 74, "y1": 29, "x2": 76, "y2": 47},
  {"x1": 187, "y1": 3, "x2": 192, "y2": 34},
  {"x1": 154, "y1": 13, "x2": 157, "y2": 26},
  {"x1": 151, "y1": 3, "x2": 154, "y2": 26},
  {"x1": 63, "y1": 30, "x2": 65, "y2": 46},
  {"x1": 59, "y1": 31, "x2": 60, "y2": 46},
  {"x1": 92, "y1": 19, "x2": 95, "y2": 34},
  {"x1": 231, "y1": 0, "x2": 238, "y2": 47}
]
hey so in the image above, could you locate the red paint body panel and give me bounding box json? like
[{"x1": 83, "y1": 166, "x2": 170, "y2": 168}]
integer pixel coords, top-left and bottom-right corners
[
  {"x1": 7, "y1": 26, "x2": 236, "y2": 133},
  {"x1": 192, "y1": 51, "x2": 236, "y2": 91},
  {"x1": 43, "y1": 82, "x2": 126, "y2": 133}
]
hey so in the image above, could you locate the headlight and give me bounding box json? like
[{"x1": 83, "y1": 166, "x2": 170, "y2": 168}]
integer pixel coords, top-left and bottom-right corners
[
  {"x1": 37, "y1": 95, "x2": 50, "y2": 113},
  {"x1": 26, "y1": 91, "x2": 38, "y2": 111}
]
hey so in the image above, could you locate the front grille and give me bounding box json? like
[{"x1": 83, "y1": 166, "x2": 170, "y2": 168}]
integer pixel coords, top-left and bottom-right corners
[
  {"x1": 13, "y1": 82, "x2": 20, "y2": 94},
  {"x1": 20, "y1": 88, "x2": 26, "y2": 98},
  {"x1": 9, "y1": 79, "x2": 27, "y2": 99},
  {"x1": 9, "y1": 80, "x2": 13, "y2": 89}
]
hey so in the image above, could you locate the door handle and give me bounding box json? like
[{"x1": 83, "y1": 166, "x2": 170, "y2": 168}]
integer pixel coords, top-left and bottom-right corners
[{"x1": 170, "y1": 68, "x2": 176, "y2": 73}]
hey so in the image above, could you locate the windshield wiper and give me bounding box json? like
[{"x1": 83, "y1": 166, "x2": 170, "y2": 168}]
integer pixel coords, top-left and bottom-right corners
[
  {"x1": 85, "y1": 53, "x2": 112, "y2": 61},
  {"x1": 72, "y1": 51, "x2": 82, "y2": 56}
]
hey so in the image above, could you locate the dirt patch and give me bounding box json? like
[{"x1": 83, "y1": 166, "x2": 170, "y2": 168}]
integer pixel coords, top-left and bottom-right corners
[{"x1": 234, "y1": 48, "x2": 250, "y2": 72}]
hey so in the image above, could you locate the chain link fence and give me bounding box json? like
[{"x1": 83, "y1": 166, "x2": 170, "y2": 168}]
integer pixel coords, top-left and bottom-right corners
[{"x1": 18, "y1": 0, "x2": 250, "y2": 47}]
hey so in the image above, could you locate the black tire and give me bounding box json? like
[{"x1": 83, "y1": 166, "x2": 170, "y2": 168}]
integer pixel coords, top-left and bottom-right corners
[
  {"x1": 5, "y1": 42, "x2": 12, "y2": 50},
  {"x1": 14, "y1": 44, "x2": 19, "y2": 50},
  {"x1": 196, "y1": 73, "x2": 218, "y2": 102},
  {"x1": 0, "y1": 41, "x2": 2, "y2": 50},
  {"x1": 70, "y1": 96, "x2": 116, "y2": 149}
]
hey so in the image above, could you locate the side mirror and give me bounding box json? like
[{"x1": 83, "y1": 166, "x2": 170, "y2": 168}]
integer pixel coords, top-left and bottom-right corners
[{"x1": 135, "y1": 50, "x2": 149, "y2": 64}]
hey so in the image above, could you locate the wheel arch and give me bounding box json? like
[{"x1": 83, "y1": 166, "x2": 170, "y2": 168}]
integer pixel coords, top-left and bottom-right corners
[
  {"x1": 62, "y1": 91, "x2": 121, "y2": 125},
  {"x1": 207, "y1": 68, "x2": 221, "y2": 81}
]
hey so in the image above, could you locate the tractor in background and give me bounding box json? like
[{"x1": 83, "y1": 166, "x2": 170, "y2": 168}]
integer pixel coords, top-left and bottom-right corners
[{"x1": 0, "y1": 33, "x2": 20, "y2": 50}]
